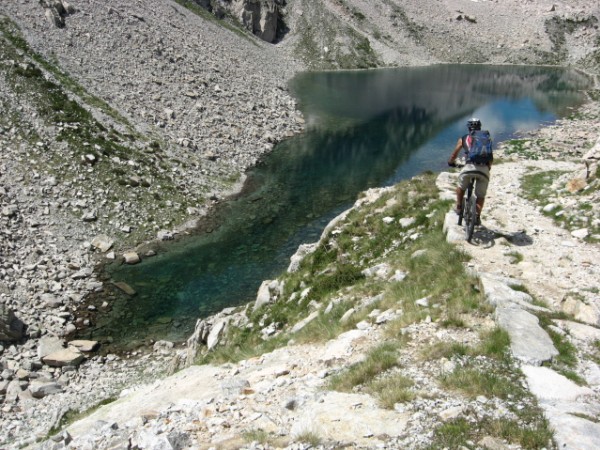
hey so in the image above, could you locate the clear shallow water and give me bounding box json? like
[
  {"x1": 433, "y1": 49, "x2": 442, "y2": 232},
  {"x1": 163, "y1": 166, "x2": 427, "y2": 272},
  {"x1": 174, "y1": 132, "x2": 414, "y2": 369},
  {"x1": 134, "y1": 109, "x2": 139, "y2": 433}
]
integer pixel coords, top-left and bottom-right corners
[{"x1": 82, "y1": 65, "x2": 591, "y2": 348}]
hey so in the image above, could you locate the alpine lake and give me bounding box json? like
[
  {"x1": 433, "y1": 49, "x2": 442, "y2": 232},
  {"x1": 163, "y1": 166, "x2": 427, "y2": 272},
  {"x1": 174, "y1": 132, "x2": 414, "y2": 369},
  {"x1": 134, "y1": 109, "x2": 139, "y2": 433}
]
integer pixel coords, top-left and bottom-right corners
[{"x1": 78, "y1": 65, "x2": 593, "y2": 350}]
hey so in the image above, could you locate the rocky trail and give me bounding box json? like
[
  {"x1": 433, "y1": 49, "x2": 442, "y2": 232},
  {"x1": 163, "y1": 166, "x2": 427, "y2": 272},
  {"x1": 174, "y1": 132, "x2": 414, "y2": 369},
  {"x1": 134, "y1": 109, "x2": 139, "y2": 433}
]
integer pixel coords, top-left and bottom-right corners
[{"x1": 439, "y1": 123, "x2": 600, "y2": 448}]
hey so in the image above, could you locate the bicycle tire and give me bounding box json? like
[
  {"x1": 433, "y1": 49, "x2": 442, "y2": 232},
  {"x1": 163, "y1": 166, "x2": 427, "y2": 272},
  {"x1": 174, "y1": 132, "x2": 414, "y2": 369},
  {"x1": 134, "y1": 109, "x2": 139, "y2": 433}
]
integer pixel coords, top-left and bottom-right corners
[{"x1": 465, "y1": 195, "x2": 477, "y2": 242}]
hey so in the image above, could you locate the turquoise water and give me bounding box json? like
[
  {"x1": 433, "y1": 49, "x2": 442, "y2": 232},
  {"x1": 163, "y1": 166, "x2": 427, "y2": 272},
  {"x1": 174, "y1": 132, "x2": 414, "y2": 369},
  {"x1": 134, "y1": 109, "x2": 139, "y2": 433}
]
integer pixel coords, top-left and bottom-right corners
[{"x1": 83, "y1": 65, "x2": 591, "y2": 348}]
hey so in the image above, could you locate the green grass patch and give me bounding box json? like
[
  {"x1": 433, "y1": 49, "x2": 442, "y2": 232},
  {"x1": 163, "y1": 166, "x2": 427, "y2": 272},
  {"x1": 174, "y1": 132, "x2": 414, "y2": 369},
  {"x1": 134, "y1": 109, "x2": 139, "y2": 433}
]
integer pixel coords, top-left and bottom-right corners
[
  {"x1": 441, "y1": 367, "x2": 516, "y2": 399},
  {"x1": 0, "y1": 18, "x2": 135, "y2": 133},
  {"x1": 428, "y1": 416, "x2": 554, "y2": 449},
  {"x1": 294, "y1": 431, "x2": 322, "y2": 447},
  {"x1": 368, "y1": 372, "x2": 415, "y2": 408},
  {"x1": 537, "y1": 314, "x2": 578, "y2": 368},
  {"x1": 327, "y1": 342, "x2": 400, "y2": 392}
]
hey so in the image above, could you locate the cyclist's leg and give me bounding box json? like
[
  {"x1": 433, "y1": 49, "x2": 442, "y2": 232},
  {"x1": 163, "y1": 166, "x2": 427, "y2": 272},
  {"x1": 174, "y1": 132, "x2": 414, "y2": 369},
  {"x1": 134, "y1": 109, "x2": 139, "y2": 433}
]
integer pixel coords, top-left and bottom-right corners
[
  {"x1": 476, "y1": 197, "x2": 485, "y2": 214},
  {"x1": 474, "y1": 172, "x2": 489, "y2": 223},
  {"x1": 455, "y1": 187, "x2": 464, "y2": 213},
  {"x1": 456, "y1": 169, "x2": 471, "y2": 213}
]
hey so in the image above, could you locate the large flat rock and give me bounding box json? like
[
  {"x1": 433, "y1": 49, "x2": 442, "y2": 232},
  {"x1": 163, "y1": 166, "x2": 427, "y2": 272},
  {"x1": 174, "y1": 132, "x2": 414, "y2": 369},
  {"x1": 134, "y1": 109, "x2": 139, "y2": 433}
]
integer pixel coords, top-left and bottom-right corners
[
  {"x1": 522, "y1": 366, "x2": 594, "y2": 402},
  {"x1": 290, "y1": 391, "x2": 409, "y2": 446},
  {"x1": 523, "y1": 366, "x2": 600, "y2": 450},
  {"x1": 67, "y1": 365, "x2": 223, "y2": 438},
  {"x1": 495, "y1": 307, "x2": 558, "y2": 365}
]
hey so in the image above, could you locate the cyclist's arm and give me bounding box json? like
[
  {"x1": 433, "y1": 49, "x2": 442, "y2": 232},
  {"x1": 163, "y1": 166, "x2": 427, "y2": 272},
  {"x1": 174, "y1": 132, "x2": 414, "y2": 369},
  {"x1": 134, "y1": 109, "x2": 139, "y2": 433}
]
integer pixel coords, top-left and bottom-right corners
[{"x1": 448, "y1": 137, "x2": 463, "y2": 165}]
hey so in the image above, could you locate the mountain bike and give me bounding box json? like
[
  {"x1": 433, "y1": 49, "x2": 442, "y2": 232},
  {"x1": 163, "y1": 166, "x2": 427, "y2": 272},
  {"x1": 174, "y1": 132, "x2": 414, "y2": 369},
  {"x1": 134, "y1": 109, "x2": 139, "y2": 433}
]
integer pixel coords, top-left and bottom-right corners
[{"x1": 449, "y1": 161, "x2": 482, "y2": 243}]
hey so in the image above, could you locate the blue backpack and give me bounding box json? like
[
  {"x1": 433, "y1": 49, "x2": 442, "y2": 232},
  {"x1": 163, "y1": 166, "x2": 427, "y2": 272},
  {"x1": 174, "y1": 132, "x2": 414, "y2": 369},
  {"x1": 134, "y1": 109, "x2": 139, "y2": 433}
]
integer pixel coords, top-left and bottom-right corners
[{"x1": 464, "y1": 130, "x2": 493, "y2": 164}]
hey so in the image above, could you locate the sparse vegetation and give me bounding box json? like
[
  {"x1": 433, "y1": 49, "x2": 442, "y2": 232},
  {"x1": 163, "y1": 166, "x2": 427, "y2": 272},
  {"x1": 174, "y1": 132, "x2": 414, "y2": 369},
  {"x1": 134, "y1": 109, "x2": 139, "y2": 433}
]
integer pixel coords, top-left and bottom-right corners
[
  {"x1": 327, "y1": 342, "x2": 401, "y2": 392},
  {"x1": 47, "y1": 397, "x2": 117, "y2": 438},
  {"x1": 522, "y1": 169, "x2": 599, "y2": 242}
]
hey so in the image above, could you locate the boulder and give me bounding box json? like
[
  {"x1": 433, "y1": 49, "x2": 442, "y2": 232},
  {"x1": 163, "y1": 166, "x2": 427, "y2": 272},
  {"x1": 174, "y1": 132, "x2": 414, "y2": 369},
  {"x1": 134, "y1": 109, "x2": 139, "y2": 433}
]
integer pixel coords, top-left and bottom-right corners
[
  {"x1": 68, "y1": 340, "x2": 99, "y2": 353},
  {"x1": 254, "y1": 279, "x2": 274, "y2": 310},
  {"x1": 91, "y1": 234, "x2": 114, "y2": 252},
  {"x1": 113, "y1": 281, "x2": 136, "y2": 296},
  {"x1": 206, "y1": 319, "x2": 228, "y2": 351},
  {"x1": 0, "y1": 305, "x2": 25, "y2": 341},
  {"x1": 42, "y1": 348, "x2": 84, "y2": 367},
  {"x1": 123, "y1": 251, "x2": 141, "y2": 265},
  {"x1": 29, "y1": 381, "x2": 64, "y2": 398},
  {"x1": 37, "y1": 336, "x2": 65, "y2": 359}
]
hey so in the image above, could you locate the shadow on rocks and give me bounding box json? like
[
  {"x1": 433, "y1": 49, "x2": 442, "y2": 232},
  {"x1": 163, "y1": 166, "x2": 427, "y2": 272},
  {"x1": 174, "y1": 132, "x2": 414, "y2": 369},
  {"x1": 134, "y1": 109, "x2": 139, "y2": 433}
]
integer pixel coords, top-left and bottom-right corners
[{"x1": 470, "y1": 227, "x2": 533, "y2": 248}]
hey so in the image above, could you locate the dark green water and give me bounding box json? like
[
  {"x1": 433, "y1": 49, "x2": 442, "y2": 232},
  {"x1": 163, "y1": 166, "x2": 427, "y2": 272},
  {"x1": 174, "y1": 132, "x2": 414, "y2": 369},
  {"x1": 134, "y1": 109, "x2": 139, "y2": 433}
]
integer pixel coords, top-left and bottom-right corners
[{"x1": 84, "y1": 65, "x2": 591, "y2": 348}]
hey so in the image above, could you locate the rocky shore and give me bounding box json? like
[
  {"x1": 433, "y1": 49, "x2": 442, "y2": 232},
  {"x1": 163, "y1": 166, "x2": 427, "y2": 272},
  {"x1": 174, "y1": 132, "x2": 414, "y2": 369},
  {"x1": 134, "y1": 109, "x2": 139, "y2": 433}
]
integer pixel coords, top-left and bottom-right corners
[{"x1": 1, "y1": 0, "x2": 600, "y2": 448}]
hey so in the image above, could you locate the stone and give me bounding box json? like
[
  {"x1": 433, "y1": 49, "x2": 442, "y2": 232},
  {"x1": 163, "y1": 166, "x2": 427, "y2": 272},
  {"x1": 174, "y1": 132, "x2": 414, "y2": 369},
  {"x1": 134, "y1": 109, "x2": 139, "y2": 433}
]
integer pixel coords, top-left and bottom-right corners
[
  {"x1": 415, "y1": 297, "x2": 430, "y2": 307},
  {"x1": 37, "y1": 336, "x2": 65, "y2": 359},
  {"x1": 561, "y1": 295, "x2": 600, "y2": 326},
  {"x1": 399, "y1": 217, "x2": 416, "y2": 228},
  {"x1": 254, "y1": 280, "x2": 273, "y2": 310},
  {"x1": 1, "y1": 205, "x2": 18, "y2": 217},
  {"x1": 571, "y1": 228, "x2": 589, "y2": 239},
  {"x1": 340, "y1": 308, "x2": 355, "y2": 323},
  {"x1": 207, "y1": 319, "x2": 228, "y2": 351},
  {"x1": 439, "y1": 405, "x2": 465, "y2": 422},
  {"x1": 71, "y1": 268, "x2": 93, "y2": 279},
  {"x1": 389, "y1": 270, "x2": 407, "y2": 282},
  {"x1": 81, "y1": 211, "x2": 97, "y2": 222},
  {"x1": 91, "y1": 234, "x2": 114, "y2": 252},
  {"x1": 157, "y1": 230, "x2": 175, "y2": 241},
  {"x1": 113, "y1": 281, "x2": 136, "y2": 296},
  {"x1": 495, "y1": 307, "x2": 558, "y2": 366},
  {"x1": 523, "y1": 365, "x2": 594, "y2": 402},
  {"x1": 29, "y1": 381, "x2": 64, "y2": 398},
  {"x1": 478, "y1": 436, "x2": 510, "y2": 450},
  {"x1": 290, "y1": 311, "x2": 319, "y2": 333},
  {"x1": 361, "y1": 263, "x2": 390, "y2": 279},
  {"x1": 123, "y1": 251, "x2": 141, "y2": 265},
  {"x1": 41, "y1": 293, "x2": 63, "y2": 307},
  {"x1": 0, "y1": 305, "x2": 25, "y2": 341},
  {"x1": 68, "y1": 340, "x2": 99, "y2": 352},
  {"x1": 287, "y1": 243, "x2": 318, "y2": 272},
  {"x1": 42, "y1": 348, "x2": 84, "y2": 367},
  {"x1": 290, "y1": 391, "x2": 409, "y2": 446}
]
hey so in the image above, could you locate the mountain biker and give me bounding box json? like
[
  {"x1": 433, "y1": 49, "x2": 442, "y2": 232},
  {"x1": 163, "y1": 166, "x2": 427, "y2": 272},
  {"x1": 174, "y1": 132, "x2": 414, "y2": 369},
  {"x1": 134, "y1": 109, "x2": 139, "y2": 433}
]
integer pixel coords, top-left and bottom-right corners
[{"x1": 447, "y1": 118, "x2": 493, "y2": 224}]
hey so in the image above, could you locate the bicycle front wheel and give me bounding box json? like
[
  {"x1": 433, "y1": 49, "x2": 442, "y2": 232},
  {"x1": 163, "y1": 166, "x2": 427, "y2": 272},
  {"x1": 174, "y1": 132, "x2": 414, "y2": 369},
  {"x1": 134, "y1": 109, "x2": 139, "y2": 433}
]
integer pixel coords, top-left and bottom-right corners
[{"x1": 465, "y1": 195, "x2": 477, "y2": 242}]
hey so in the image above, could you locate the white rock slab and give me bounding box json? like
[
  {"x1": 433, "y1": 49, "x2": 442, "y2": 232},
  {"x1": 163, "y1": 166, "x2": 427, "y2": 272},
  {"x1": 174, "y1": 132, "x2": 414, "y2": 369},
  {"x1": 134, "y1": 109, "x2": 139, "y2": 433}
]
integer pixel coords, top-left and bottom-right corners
[
  {"x1": 495, "y1": 307, "x2": 558, "y2": 365},
  {"x1": 556, "y1": 320, "x2": 600, "y2": 342},
  {"x1": 524, "y1": 366, "x2": 600, "y2": 450},
  {"x1": 67, "y1": 365, "x2": 224, "y2": 438},
  {"x1": 522, "y1": 366, "x2": 593, "y2": 402},
  {"x1": 319, "y1": 329, "x2": 367, "y2": 363},
  {"x1": 443, "y1": 211, "x2": 464, "y2": 243},
  {"x1": 290, "y1": 391, "x2": 409, "y2": 445}
]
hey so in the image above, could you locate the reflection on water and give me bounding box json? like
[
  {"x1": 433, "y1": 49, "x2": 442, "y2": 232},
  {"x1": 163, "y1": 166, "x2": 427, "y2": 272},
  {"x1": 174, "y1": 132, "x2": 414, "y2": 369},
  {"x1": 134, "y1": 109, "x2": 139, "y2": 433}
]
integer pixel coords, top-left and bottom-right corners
[{"x1": 82, "y1": 65, "x2": 591, "y2": 348}]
